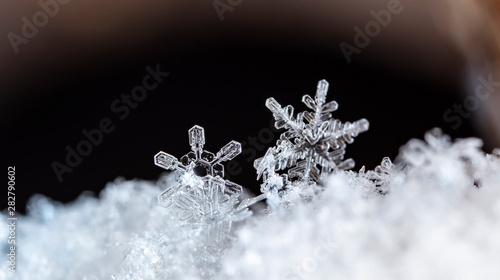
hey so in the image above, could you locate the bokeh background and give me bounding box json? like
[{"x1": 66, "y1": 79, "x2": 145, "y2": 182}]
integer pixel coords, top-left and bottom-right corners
[{"x1": 1, "y1": 0, "x2": 499, "y2": 213}]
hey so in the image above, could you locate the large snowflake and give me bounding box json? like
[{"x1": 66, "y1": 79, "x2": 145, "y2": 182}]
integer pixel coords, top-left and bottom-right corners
[{"x1": 255, "y1": 79, "x2": 369, "y2": 186}]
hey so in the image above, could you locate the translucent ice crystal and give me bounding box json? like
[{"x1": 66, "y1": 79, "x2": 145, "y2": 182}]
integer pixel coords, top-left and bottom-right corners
[
  {"x1": 154, "y1": 126, "x2": 256, "y2": 233},
  {"x1": 255, "y1": 79, "x2": 369, "y2": 197},
  {"x1": 335, "y1": 156, "x2": 395, "y2": 201},
  {"x1": 357, "y1": 157, "x2": 395, "y2": 195},
  {"x1": 153, "y1": 125, "x2": 268, "y2": 278}
]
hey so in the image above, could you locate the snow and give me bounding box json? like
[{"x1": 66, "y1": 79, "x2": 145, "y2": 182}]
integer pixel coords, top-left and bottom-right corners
[{"x1": 2, "y1": 129, "x2": 500, "y2": 280}]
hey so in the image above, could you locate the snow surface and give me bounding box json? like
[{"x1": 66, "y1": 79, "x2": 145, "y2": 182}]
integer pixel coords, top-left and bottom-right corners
[{"x1": 2, "y1": 129, "x2": 500, "y2": 280}]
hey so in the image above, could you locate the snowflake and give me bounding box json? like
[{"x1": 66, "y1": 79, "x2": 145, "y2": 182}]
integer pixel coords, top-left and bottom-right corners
[
  {"x1": 154, "y1": 125, "x2": 252, "y2": 237},
  {"x1": 255, "y1": 79, "x2": 369, "y2": 188},
  {"x1": 356, "y1": 157, "x2": 394, "y2": 195}
]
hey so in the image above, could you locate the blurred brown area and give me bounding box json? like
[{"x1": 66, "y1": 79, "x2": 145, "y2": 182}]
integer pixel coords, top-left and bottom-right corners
[
  {"x1": 1, "y1": 0, "x2": 462, "y2": 93},
  {"x1": 436, "y1": 0, "x2": 500, "y2": 149}
]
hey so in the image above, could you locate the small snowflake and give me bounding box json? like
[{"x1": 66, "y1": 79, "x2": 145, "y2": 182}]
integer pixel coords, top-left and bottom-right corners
[
  {"x1": 154, "y1": 125, "x2": 247, "y2": 231},
  {"x1": 357, "y1": 157, "x2": 394, "y2": 195}
]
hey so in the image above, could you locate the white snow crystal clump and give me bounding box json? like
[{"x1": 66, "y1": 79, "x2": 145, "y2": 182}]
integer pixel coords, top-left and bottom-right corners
[{"x1": 2, "y1": 129, "x2": 500, "y2": 280}]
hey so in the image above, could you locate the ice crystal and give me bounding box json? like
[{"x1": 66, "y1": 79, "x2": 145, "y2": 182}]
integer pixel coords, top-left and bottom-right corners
[
  {"x1": 153, "y1": 125, "x2": 261, "y2": 277},
  {"x1": 357, "y1": 157, "x2": 395, "y2": 195},
  {"x1": 339, "y1": 156, "x2": 395, "y2": 199},
  {"x1": 154, "y1": 125, "x2": 256, "y2": 279},
  {"x1": 154, "y1": 125, "x2": 256, "y2": 234},
  {"x1": 255, "y1": 79, "x2": 369, "y2": 195}
]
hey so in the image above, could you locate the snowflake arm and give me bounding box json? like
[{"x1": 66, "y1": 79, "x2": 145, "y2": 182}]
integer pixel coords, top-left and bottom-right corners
[{"x1": 266, "y1": 98, "x2": 304, "y2": 136}]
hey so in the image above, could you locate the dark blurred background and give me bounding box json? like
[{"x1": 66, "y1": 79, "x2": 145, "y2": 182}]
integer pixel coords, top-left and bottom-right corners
[{"x1": 1, "y1": 0, "x2": 499, "y2": 213}]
